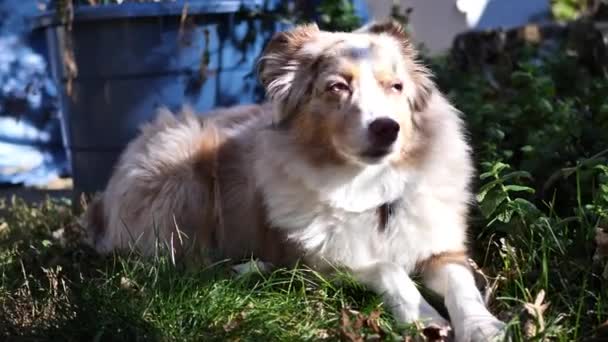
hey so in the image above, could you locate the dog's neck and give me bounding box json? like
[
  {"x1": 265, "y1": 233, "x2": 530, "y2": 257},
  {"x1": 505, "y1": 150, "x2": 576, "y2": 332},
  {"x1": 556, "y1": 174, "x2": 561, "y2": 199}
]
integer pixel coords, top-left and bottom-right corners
[{"x1": 254, "y1": 130, "x2": 416, "y2": 213}]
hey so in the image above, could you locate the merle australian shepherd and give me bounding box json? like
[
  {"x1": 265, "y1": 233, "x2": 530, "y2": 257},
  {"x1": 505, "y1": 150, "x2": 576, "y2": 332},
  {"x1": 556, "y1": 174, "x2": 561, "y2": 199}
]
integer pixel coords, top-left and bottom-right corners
[{"x1": 85, "y1": 21, "x2": 507, "y2": 341}]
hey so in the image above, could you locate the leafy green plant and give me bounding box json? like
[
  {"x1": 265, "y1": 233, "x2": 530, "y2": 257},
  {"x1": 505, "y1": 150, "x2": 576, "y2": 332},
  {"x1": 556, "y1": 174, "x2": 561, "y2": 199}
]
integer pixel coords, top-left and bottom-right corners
[
  {"x1": 476, "y1": 162, "x2": 537, "y2": 228},
  {"x1": 551, "y1": 0, "x2": 608, "y2": 21},
  {"x1": 316, "y1": 0, "x2": 361, "y2": 31},
  {"x1": 433, "y1": 29, "x2": 608, "y2": 339},
  {"x1": 552, "y1": 0, "x2": 588, "y2": 21}
]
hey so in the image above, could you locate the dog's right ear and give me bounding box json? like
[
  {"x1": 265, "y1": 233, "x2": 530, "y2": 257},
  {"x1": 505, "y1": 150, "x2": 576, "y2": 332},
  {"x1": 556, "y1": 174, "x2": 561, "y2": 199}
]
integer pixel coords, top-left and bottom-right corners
[{"x1": 257, "y1": 24, "x2": 320, "y2": 103}]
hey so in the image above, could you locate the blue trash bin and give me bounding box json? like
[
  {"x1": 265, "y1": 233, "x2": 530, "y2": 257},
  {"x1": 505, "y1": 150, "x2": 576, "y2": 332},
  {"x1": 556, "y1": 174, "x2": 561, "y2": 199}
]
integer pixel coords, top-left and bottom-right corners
[{"x1": 32, "y1": 1, "x2": 286, "y2": 198}]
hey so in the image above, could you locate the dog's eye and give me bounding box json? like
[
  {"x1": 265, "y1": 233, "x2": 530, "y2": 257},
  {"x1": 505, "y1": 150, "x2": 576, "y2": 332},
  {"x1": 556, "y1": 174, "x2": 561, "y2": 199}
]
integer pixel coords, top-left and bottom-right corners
[
  {"x1": 327, "y1": 82, "x2": 350, "y2": 94},
  {"x1": 391, "y1": 82, "x2": 403, "y2": 93}
]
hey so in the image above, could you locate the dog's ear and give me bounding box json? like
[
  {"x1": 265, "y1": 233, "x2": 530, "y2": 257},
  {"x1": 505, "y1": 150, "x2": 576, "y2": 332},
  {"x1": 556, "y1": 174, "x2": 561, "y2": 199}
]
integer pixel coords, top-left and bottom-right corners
[
  {"x1": 257, "y1": 23, "x2": 320, "y2": 103},
  {"x1": 356, "y1": 20, "x2": 410, "y2": 42},
  {"x1": 358, "y1": 21, "x2": 434, "y2": 112}
]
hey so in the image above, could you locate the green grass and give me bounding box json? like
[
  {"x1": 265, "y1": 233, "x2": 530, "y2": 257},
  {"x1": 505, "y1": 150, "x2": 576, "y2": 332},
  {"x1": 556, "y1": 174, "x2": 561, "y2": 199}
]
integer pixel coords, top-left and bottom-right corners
[
  {"x1": 0, "y1": 197, "x2": 420, "y2": 341},
  {"x1": 0, "y1": 169, "x2": 604, "y2": 341}
]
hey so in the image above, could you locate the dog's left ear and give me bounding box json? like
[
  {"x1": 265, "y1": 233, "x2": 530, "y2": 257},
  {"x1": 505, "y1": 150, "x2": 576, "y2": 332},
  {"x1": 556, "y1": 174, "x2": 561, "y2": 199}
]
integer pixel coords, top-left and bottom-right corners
[{"x1": 357, "y1": 21, "x2": 434, "y2": 112}]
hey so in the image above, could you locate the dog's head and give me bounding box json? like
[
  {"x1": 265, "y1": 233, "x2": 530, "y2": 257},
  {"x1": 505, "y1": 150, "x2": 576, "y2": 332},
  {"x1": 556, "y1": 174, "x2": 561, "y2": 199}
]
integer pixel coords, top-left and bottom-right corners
[{"x1": 257, "y1": 21, "x2": 435, "y2": 166}]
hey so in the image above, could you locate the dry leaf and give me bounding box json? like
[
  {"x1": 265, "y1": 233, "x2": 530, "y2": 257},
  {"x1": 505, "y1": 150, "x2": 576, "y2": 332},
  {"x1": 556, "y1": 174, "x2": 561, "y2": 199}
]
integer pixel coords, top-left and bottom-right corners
[
  {"x1": 521, "y1": 289, "x2": 550, "y2": 338},
  {"x1": 592, "y1": 320, "x2": 608, "y2": 341},
  {"x1": 353, "y1": 312, "x2": 365, "y2": 331},
  {"x1": 366, "y1": 310, "x2": 382, "y2": 334},
  {"x1": 469, "y1": 258, "x2": 502, "y2": 306},
  {"x1": 593, "y1": 227, "x2": 608, "y2": 280},
  {"x1": 340, "y1": 309, "x2": 364, "y2": 342},
  {"x1": 119, "y1": 276, "x2": 137, "y2": 291},
  {"x1": 223, "y1": 312, "x2": 246, "y2": 333},
  {"x1": 422, "y1": 324, "x2": 451, "y2": 342},
  {"x1": 316, "y1": 329, "x2": 331, "y2": 340},
  {"x1": 595, "y1": 227, "x2": 608, "y2": 259},
  {"x1": 338, "y1": 309, "x2": 386, "y2": 342}
]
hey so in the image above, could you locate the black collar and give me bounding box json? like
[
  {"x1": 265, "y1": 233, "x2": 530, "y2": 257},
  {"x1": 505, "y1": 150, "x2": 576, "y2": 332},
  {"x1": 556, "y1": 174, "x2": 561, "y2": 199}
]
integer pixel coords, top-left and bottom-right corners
[{"x1": 378, "y1": 200, "x2": 397, "y2": 232}]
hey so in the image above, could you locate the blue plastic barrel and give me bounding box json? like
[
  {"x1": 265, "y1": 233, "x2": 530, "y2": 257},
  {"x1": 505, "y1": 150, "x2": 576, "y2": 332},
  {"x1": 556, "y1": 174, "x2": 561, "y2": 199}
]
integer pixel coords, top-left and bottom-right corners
[{"x1": 32, "y1": 1, "x2": 288, "y2": 197}]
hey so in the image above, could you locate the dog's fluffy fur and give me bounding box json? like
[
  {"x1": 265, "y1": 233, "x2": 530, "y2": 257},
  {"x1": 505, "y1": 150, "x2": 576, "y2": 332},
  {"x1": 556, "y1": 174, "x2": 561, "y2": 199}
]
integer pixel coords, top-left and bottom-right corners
[{"x1": 85, "y1": 22, "x2": 506, "y2": 341}]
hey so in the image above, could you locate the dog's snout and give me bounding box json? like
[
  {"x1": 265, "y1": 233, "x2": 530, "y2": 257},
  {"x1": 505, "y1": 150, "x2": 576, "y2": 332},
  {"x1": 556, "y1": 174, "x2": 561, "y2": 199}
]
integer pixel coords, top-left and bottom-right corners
[{"x1": 368, "y1": 118, "x2": 400, "y2": 146}]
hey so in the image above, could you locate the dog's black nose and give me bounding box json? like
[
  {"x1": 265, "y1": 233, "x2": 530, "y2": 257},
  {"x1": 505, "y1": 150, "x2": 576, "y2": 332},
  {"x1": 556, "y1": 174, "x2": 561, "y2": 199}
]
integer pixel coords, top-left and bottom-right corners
[{"x1": 368, "y1": 118, "x2": 400, "y2": 146}]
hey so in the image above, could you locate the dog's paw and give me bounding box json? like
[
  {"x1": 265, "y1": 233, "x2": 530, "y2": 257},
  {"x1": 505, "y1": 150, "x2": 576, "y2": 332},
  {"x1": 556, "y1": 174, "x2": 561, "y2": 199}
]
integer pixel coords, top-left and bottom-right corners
[{"x1": 456, "y1": 318, "x2": 507, "y2": 342}]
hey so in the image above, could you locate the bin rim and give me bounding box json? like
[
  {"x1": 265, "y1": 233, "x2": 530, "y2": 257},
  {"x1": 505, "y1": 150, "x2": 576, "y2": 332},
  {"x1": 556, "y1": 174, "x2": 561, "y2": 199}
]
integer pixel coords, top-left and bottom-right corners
[{"x1": 31, "y1": 0, "x2": 266, "y2": 29}]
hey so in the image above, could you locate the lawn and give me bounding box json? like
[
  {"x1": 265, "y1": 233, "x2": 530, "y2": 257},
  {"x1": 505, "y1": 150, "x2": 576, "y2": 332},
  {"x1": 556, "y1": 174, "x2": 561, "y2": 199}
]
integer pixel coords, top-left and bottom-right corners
[{"x1": 1, "y1": 26, "x2": 608, "y2": 342}]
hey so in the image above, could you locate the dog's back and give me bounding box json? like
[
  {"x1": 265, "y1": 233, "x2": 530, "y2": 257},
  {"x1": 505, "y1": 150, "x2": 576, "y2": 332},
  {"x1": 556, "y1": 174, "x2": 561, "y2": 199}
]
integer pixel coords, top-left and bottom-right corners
[{"x1": 87, "y1": 104, "x2": 274, "y2": 259}]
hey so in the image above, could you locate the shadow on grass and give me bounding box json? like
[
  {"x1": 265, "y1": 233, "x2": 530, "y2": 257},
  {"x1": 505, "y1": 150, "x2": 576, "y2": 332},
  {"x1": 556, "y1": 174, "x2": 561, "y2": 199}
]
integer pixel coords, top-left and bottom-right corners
[
  {"x1": 0, "y1": 198, "x2": 390, "y2": 341},
  {"x1": 0, "y1": 233, "x2": 161, "y2": 341}
]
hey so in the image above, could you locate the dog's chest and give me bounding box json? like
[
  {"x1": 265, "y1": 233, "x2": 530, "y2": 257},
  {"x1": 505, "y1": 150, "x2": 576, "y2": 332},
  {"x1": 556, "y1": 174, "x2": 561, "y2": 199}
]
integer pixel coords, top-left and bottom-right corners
[
  {"x1": 310, "y1": 201, "x2": 434, "y2": 270},
  {"x1": 263, "y1": 189, "x2": 446, "y2": 272},
  {"x1": 255, "y1": 157, "x2": 467, "y2": 273}
]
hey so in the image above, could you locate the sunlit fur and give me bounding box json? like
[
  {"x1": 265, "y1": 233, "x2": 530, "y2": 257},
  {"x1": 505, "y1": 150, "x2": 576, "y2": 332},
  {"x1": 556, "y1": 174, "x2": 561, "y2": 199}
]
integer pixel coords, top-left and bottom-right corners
[{"x1": 85, "y1": 21, "x2": 506, "y2": 341}]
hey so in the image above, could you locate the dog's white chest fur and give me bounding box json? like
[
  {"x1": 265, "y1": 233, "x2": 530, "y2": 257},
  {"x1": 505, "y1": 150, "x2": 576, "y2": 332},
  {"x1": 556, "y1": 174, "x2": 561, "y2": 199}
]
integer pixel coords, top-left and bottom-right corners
[{"x1": 254, "y1": 145, "x2": 466, "y2": 273}]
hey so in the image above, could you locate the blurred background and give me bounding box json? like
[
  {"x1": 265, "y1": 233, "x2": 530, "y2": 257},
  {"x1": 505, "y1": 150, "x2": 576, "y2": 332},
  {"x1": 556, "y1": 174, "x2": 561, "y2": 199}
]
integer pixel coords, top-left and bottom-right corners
[{"x1": 0, "y1": 0, "x2": 605, "y2": 198}]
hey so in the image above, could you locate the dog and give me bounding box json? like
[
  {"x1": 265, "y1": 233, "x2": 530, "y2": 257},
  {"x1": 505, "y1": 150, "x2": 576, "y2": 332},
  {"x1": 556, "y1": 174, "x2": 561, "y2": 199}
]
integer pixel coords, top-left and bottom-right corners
[{"x1": 84, "y1": 21, "x2": 507, "y2": 341}]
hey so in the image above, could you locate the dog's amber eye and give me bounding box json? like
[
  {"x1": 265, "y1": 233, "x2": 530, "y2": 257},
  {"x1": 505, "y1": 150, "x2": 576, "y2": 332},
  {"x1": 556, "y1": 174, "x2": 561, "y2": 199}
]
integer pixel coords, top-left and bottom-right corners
[
  {"x1": 327, "y1": 82, "x2": 351, "y2": 94},
  {"x1": 391, "y1": 82, "x2": 403, "y2": 93}
]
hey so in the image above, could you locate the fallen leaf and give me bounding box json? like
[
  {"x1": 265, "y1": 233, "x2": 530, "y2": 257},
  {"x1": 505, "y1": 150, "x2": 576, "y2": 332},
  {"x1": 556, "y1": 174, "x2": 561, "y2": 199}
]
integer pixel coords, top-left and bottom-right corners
[
  {"x1": 521, "y1": 289, "x2": 550, "y2": 338},
  {"x1": 223, "y1": 312, "x2": 246, "y2": 333},
  {"x1": 469, "y1": 258, "x2": 502, "y2": 306},
  {"x1": 366, "y1": 310, "x2": 382, "y2": 334},
  {"x1": 595, "y1": 227, "x2": 608, "y2": 258},
  {"x1": 593, "y1": 227, "x2": 608, "y2": 280},
  {"x1": 338, "y1": 309, "x2": 386, "y2": 342},
  {"x1": 340, "y1": 309, "x2": 363, "y2": 342},
  {"x1": 119, "y1": 276, "x2": 138, "y2": 291},
  {"x1": 592, "y1": 320, "x2": 608, "y2": 341},
  {"x1": 422, "y1": 324, "x2": 451, "y2": 342},
  {"x1": 316, "y1": 329, "x2": 330, "y2": 340},
  {"x1": 353, "y1": 313, "x2": 365, "y2": 331}
]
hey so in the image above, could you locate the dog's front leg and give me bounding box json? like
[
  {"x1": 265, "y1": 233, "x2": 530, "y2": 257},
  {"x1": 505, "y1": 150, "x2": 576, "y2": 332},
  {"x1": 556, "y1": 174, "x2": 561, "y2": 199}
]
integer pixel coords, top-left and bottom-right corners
[
  {"x1": 422, "y1": 257, "x2": 507, "y2": 342},
  {"x1": 353, "y1": 262, "x2": 448, "y2": 327}
]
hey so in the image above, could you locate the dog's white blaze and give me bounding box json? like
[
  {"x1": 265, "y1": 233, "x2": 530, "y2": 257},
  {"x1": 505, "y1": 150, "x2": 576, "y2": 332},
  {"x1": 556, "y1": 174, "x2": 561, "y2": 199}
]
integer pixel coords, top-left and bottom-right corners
[{"x1": 356, "y1": 59, "x2": 387, "y2": 124}]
